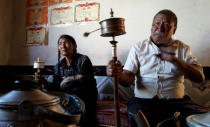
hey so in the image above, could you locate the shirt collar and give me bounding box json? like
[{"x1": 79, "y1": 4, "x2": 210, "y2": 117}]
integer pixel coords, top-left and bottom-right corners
[{"x1": 148, "y1": 38, "x2": 161, "y2": 54}]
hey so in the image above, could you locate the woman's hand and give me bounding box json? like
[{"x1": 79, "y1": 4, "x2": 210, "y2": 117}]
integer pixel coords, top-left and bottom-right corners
[
  {"x1": 60, "y1": 97, "x2": 69, "y2": 106},
  {"x1": 33, "y1": 72, "x2": 48, "y2": 86}
]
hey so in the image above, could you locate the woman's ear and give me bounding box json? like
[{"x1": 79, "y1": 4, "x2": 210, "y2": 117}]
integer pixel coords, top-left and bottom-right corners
[
  {"x1": 173, "y1": 27, "x2": 177, "y2": 34},
  {"x1": 73, "y1": 48, "x2": 77, "y2": 53},
  {"x1": 73, "y1": 45, "x2": 77, "y2": 53}
]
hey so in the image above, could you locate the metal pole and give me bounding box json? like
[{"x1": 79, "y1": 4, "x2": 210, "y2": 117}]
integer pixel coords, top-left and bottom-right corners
[{"x1": 110, "y1": 37, "x2": 121, "y2": 127}]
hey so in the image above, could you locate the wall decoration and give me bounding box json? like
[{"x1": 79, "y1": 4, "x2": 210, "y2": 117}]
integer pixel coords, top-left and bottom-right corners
[
  {"x1": 26, "y1": 7, "x2": 48, "y2": 27},
  {"x1": 75, "y1": 2, "x2": 100, "y2": 22},
  {"x1": 26, "y1": 27, "x2": 47, "y2": 45},
  {"x1": 24, "y1": 0, "x2": 101, "y2": 46},
  {"x1": 74, "y1": 0, "x2": 86, "y2": 2},
  {"x1": 50, "y1": 6, "x2": 74, "y2": 25},
  {"x1": 49, "y1": 0, "x2": 73, "y2": 6},
  {"x1": 26, "y1": 0, "x2": 49, "y2": 7}
]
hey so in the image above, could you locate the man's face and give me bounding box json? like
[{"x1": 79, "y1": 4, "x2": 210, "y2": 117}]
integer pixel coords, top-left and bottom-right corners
[
  {"x1": 151, "y1": 14, "x2": 176, "y2": 45},
  {"x1": 58, "y1": 38, "x2": 75, "y2": 57}
]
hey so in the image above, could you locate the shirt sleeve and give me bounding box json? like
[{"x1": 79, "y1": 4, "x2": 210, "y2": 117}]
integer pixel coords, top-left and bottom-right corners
[
  {"x1": 183, "y1": 45, "x2": 202, "y2": 66},
  {"x1": 123, "y1": 44, "x2": 140, "y2": 74}
]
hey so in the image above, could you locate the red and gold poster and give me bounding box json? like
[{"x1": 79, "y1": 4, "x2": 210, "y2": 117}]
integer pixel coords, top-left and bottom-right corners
[
  {"x1": 26, "y1": 27, "x2": 47, "y2": 45},
  {"x1": 49, "y1": 0, "x2": 73, "y2": 6},
  {"x1": 75, "y1": 2, "x2": 100, "y2": 22},
  {"x1": 26, "y1": 7, "x2": 48, "y2": 27},
  {"x1": 74, "y1": 0, "x2": 86, "y2": 2},
  {"x1": 26, "y1": 0, "x2": 49, "y2": 7},
  {"x1": 50, "y1": 6, "x2": 74, "y2": 25}
]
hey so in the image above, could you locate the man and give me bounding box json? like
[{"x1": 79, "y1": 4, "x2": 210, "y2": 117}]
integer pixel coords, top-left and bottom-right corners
[{"x1": 107, "y1": 9, "x2": 209, "y2": 127}]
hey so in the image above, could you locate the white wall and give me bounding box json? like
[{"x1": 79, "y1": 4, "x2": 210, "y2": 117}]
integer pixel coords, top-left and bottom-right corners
[
  {"x1": 0, "y1": 0, "x2": 13, "y2": 65},
  {"x1": 8, "y1": 0, "x2": 210, "y2": 66}
]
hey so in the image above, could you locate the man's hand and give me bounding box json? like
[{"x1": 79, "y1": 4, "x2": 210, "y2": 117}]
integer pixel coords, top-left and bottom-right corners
[
  {"x1": 106, "y1": 60, "x2": 123, "y2": 76},
  {"x1": 158, "y1": 42, "x2": 178, "y2": 62},
  {"x1": 106, "y1": 60, "x2": 134, "y2": 87},
  {"x1": 156, "y1": 42, "x2": 205, "y2": 82}
]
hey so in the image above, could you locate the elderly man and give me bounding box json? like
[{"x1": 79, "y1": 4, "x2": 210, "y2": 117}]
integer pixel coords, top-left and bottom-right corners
[{"x1": 107, "y1": 9, "x2": 209, "y2": 127}]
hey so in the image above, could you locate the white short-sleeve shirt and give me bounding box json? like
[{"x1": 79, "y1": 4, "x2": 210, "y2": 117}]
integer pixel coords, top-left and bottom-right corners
[{"x1": 123, "y1": 38, "x2": 202, "y2": 99}]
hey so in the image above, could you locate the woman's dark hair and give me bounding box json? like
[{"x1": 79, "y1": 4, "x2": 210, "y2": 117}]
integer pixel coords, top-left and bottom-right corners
[
  {"x1": 58, "y1": 34, "x2": 77, "y2": 53},
  {"x1": 154, "y1": 9, "x2": 178, "y2": 29},
  {"x1": 57, "y1": 34, "x2": 77, "y2": 76}
]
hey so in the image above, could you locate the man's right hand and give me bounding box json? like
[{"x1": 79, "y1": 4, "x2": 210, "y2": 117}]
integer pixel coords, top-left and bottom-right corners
[
  {"x1": 158, "y1": 42, "x2": 178, "y2": 62},
  {"x1": 106, "y1": 60, "x2": 123, "y2": 76}
]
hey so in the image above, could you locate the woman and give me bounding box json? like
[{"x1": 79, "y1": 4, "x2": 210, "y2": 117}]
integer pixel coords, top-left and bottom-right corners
[{"x1": 37, "y1": 34, "x2": 98, "y2": 127}]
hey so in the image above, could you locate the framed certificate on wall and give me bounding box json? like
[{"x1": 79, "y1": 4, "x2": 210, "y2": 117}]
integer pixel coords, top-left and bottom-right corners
[
  {"x1": 26, "y1": 7, "x2": 48, "y2": 27},
  {"x1": 50, "y1": 6, "x2": 74, "y2": 25},
  {"x1": 75, "y1": 2, "x2": 100, "y2": 22},
  {"x1": 26, "y1": 27, "x2": 47, "y2": 45}
]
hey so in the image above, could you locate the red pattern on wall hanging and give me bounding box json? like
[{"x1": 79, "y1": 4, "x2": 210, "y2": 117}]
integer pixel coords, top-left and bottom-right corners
[
  {"x1": 50, "y1": 6, "x2": 74, "y2": 25},
  {"x1": 26, "y1": 27, "x2": 47, "y2": 45},
  {"x1": 26, "y1": 7, "x2": 48, "y2": 27},
  {"x1": 25, "y1": 0, "x2": 100, "y2": 46},
  {"x1": 49, "y1": 0, "x2": 73, "y2": 6},
  {"x1": 75, "y1": 2, "x2": 100, "y2": 22},
  {"x1": 26, "y1": 0, "x2": 49, "y2": 7}
]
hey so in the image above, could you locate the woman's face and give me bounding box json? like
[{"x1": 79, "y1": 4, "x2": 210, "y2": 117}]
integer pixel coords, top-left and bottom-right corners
[{"x1": 58, "y1": 38, "x2": 75, "y2": 57}]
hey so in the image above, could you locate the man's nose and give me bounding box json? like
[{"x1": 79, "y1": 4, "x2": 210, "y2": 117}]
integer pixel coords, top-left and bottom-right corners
[{"x1": 158, "y1": 23, "x2": 165, "y2": 32}]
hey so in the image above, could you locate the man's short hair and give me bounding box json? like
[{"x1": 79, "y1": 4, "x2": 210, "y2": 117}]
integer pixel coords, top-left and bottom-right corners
[{"x1": 154, "y1": 9, "x2": 177, "y2": 28}]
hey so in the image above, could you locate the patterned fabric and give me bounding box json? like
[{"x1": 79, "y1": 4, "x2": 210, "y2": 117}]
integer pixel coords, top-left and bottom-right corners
[
  {"x1": 47, "y1": 91, "x2": 85, "y2": 114},
  {"x1": 95, "y1": 76, "x2": 133, "y2": 101},
  {"x1": 185, "y1": 79, "x2": 210, "y2": 107}
]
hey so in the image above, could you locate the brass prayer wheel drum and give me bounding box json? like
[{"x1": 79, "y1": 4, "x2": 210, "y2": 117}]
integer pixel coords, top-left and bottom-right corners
[{"x1": 99, "y1": 18, "x2": 126, "y2": 37}]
